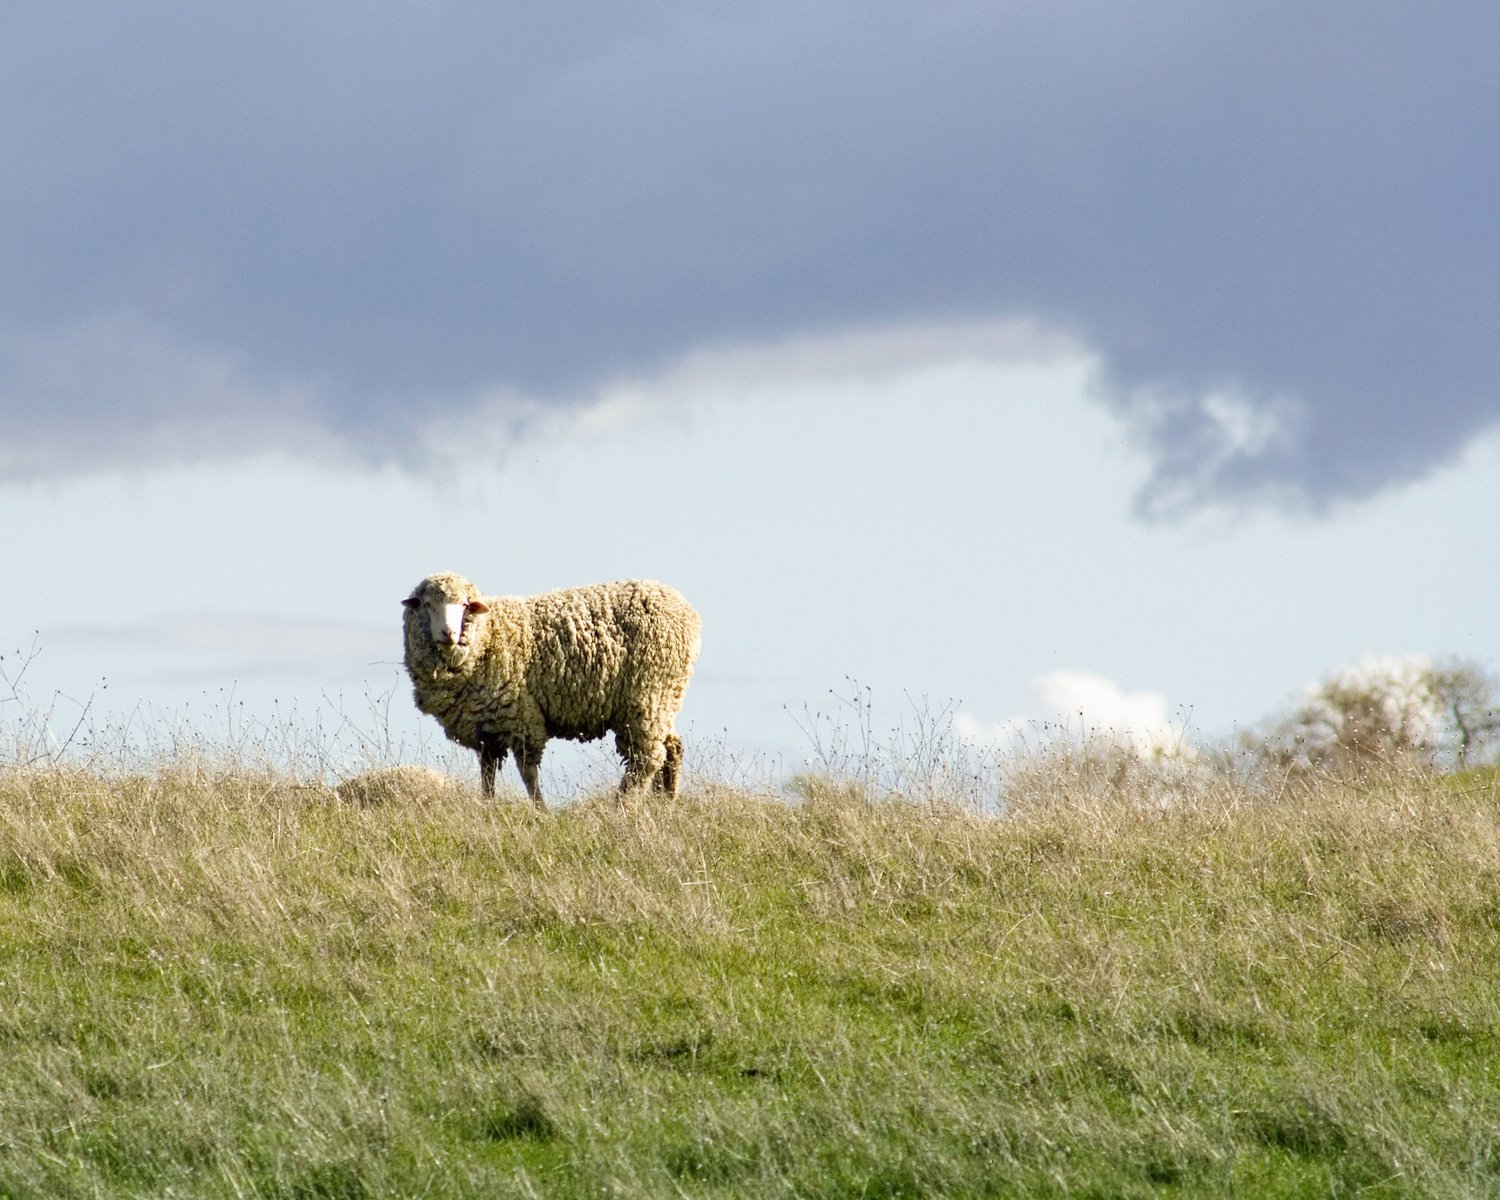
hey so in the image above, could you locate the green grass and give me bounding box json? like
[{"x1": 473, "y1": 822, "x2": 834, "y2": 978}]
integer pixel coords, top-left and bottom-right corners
[{"x1": 2, "y1": 760, "x2": 1499, "y2": 1197}]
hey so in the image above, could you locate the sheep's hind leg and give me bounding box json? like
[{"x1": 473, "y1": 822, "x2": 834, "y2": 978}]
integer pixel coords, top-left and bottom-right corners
[
  {"x1": 516, "y1": 743, "x2": 546, "y2": 811},
  {"x1": 652, "y1": 734, "x2": 684, "y2": 796},
  {"x1": 618, "y1": 733, "x2": 668, "y2": 800}
]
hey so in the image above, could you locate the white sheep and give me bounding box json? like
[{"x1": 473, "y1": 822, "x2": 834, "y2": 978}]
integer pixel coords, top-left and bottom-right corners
[{"x1": 402, "y1": 572, "x2": 701, "y2": 806}]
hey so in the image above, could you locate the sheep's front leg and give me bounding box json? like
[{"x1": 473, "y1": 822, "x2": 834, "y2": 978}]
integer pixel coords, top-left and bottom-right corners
[
  {"x1": 478, "y1": 741, "x2": 506, "y2": 799},
  {"x1": 516, "y1": 742, "x2": 546, "y2": 810}
]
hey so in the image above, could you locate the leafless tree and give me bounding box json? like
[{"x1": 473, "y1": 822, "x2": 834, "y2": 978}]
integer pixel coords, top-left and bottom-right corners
[{"x1": 1255, "y1": 656, "x2": 1498, "y2": 775}]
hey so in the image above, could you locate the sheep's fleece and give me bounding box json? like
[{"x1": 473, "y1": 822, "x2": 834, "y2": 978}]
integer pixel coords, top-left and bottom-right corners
[{"x1": 402, "y1": 572, "x2": 701, "y2": 804}]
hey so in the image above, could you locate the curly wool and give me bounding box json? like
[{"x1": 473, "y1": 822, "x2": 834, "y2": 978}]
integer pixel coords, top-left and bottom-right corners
[{"x1": 403, "y1": 572, "x2": 701, "y2": 803}]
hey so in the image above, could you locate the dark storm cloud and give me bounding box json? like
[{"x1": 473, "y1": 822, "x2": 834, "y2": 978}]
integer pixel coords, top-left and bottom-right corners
[{"x1": 2, "y1": 2, "x2": 1497, "y2": 506}]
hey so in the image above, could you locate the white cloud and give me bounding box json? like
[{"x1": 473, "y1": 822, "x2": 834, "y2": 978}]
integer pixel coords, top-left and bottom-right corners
[{"x1": 956, "y1": 670, "x2": 1191, "y2": 757}]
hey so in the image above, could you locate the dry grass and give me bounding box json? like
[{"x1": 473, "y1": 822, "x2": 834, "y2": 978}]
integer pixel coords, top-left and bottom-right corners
[{"x1": 0, "y1": 750, "x2": 1498, "y2": 1197}]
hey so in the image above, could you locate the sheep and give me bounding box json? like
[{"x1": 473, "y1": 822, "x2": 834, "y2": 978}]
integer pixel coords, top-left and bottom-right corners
[{"x1": 402, "y1": 572, "x2": 701, "y2": 807}]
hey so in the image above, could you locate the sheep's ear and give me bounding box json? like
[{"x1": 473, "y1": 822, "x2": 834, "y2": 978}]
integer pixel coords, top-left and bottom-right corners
[
  {"x1": 402, "y1": 597, "x2": 420, "y2": 608},
  {"x1": 467, "y1": 599, "x2": 489, "y2": 614}
]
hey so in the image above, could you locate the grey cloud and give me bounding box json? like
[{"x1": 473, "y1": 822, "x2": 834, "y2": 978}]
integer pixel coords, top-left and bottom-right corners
[
  {"x1": 2, "y1": 2, "x2": 1497, "y2": 506},
  {"x1": 57, "y1": 616, "x2": 394, "y2": 684}
]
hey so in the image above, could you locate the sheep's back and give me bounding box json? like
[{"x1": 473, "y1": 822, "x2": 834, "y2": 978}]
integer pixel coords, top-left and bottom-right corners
[{"x1": 523, "y1": 580, "x2": 700, "y2": 736}]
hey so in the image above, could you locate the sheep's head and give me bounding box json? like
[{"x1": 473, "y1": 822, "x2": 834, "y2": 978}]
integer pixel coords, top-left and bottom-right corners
[{"x1": 403, "y1": 572, "x2": 490, "y2": 664}]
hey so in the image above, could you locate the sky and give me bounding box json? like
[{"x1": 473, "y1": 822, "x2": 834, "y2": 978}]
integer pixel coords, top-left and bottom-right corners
[{"x1": 2, "y1": 4, "x2": 1498, "y2": 784}]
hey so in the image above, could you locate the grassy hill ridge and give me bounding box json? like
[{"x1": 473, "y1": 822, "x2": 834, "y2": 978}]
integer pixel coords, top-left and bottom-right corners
[{"x1": 1, "y1": 762, "x2": 1498, "y2": 1198}]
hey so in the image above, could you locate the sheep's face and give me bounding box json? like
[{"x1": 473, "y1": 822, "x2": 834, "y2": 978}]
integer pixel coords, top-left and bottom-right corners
[{"x1": 404, "y1": 573, "x2": 490, "y2": 664}]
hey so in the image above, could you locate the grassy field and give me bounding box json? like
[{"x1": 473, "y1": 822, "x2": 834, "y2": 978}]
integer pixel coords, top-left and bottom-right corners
[{"x1": 1, "y1": 756, "x2": 1498, "y2": 1198}]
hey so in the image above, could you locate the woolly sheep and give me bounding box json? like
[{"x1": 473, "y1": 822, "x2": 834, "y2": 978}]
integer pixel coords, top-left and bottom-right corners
[{"x1": 402, "y1": 572, "x2": 701, "y2": 806}]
